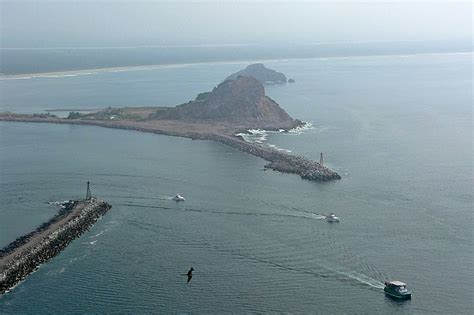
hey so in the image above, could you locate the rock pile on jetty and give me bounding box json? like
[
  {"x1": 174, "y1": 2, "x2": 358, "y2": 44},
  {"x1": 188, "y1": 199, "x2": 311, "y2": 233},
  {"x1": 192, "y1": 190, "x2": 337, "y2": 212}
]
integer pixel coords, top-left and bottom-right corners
[
  {"x1": 0, "y1": 199, "x2": 111, "y2": 295},
  {"x1": 207, "y1": 134, "x2": 341, "y2": 181}
]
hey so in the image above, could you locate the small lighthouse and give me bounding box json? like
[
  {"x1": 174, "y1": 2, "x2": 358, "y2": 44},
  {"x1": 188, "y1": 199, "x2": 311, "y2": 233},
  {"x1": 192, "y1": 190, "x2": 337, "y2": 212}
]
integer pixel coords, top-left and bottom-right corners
[
  {"x1": 320, "y1": 153, "x2": 324, "y2": 166},
  {"x1": 85, "y1": 181, "x2": 92, "y2": 200}
]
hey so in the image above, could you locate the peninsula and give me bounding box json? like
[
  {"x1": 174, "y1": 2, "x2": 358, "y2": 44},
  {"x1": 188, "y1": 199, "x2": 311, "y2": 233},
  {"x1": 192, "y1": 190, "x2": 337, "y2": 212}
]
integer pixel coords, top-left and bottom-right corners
[
  {"x1": 0, "y1": 75, "x2": 340, "y2": 181},
  {"x1": 0, "y1": 197, "x2": 111, "y2": 295}
]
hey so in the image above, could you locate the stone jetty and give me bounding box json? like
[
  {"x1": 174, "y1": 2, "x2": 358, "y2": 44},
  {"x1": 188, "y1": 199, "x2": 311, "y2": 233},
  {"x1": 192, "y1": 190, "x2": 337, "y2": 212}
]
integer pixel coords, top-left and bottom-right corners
[
  {"x1": 206, "y1": 134, "x2": 341, "y2": 181},
  {"x1": 0, "y1": 113, "x2": 341, "y2": 181},
  {"x1": 0, "y1": 198, "x2": 111, "y2": 295}
]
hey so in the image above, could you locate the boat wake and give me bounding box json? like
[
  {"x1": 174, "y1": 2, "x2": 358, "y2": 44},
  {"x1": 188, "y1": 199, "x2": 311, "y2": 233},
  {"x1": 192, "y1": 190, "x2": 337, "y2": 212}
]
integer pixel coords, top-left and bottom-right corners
[
  {"x1": 117, "y1": 201, "x2": 389, "y2": 293},
  {"x1": 118, "y1": 202, "x2": 329, "y2": 222},
  {"x1": 115, "y1": 197, "x2": 389, "y2": 291},
  {"x1": 319, "y1": 264, "x2": 385, "y2": 289},
  {"x1": 229, "y1": 252, "x2": 384, "y2": 290}
]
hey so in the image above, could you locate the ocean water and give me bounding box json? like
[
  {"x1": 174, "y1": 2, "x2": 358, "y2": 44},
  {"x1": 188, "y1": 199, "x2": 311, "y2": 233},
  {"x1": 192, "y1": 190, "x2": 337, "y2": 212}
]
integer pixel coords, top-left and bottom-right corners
[
  {"x1": 1, "y1": 40, "x2": 470, "y2": 75},
  {"x1": 0, "y1": 53, "x2": 472, "y2": 313}
]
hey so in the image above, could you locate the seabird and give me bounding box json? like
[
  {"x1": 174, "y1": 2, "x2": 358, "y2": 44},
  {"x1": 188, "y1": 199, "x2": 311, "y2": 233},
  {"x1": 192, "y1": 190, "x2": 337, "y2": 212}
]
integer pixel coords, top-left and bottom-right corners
[{"x1": 187, "y1": 267, "x2": 194, "y2": 283}]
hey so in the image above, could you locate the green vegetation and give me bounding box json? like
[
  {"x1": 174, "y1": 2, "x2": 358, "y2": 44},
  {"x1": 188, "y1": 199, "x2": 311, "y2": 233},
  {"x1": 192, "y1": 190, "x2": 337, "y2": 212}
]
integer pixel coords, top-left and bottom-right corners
[
  {"x1": 67, "y1": 109, "x2": 143, "y2": 121},
  {"x1": 31, "y1": 112, "x2": 58, "y2": 118}
]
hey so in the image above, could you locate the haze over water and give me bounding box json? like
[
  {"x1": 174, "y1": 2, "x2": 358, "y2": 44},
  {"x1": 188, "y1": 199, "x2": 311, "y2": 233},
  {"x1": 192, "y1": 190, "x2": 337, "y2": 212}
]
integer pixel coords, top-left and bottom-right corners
[{"x1": 0, "y1": 50, "x2": 472, "y2": 313}]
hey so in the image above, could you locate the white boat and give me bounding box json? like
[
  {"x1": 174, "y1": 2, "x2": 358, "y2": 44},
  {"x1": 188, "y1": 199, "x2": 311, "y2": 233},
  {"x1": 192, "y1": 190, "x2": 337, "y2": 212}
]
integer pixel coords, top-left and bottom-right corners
[
  {"x1": 384, "y1": 281, "x2": 412, "y2": 299},
  {"x1": 172, "y1": 193, "x2": 185, "y2": 202},
  {"x1": 326, "y1": 213, "x2": 340, "y2": 222}
]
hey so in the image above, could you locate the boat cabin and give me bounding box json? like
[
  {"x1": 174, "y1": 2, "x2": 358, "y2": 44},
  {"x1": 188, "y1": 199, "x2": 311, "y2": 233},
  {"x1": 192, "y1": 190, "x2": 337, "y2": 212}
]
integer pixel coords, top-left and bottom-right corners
[{"x1": 386, "y1": 281, "x2": 407, "y2": 291}]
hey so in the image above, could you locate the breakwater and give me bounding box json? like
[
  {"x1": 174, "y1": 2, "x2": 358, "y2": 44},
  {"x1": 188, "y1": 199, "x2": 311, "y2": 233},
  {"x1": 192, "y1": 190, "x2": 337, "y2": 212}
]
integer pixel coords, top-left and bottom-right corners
[
  {"x1": 0, "y1": 114, "x2": 341, "y2": 181},
  {"x1": 206, "y1": 134, "x2": 341, "y2": 181},
  {"x1": 0, "y1": 199, "x2": 111, "y2": 295}
]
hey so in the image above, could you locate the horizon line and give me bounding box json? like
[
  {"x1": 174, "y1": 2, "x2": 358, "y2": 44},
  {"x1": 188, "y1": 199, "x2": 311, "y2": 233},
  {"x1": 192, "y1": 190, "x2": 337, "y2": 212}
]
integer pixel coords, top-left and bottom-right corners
[{"x1": 1, "y1": 38, "x2": 470, "y2": 50}]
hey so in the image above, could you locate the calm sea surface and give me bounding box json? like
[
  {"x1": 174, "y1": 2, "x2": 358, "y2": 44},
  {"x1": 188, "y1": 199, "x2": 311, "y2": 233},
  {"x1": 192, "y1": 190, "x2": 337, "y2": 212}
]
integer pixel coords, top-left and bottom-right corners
[{"x1": 0, "y1": 53, "x2": 472, "y2": 313}]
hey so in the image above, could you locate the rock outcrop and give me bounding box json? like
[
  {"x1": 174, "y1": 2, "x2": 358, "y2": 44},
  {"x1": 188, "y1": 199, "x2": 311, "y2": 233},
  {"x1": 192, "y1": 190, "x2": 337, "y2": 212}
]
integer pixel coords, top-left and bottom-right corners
[
  {"x1": 155, "y1": 76, "x2": 300, "y2": 130},
  {"x1": 225, "y1": 63, "x2": 287, "y2": 84}
]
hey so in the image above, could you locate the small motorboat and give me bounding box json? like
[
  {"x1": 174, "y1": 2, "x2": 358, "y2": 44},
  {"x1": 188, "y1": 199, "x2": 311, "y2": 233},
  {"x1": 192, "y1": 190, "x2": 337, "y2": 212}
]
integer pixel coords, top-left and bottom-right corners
[
  {"x1": 172, "y1": 193, "x2": 185, "y2": 202},
  {"x1": 325, "y1": 213, "x2": 340, "y2": 222},
  {"x1": 384, "y1": 281, "x2": 412, "y2": 299}
]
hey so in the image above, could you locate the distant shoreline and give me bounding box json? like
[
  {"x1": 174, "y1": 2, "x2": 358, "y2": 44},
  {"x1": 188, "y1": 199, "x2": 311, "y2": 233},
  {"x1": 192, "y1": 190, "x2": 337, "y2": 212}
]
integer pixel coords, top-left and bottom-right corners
[
  {"x1": 0, "y1": 113, "x2": 341, "y2": 181},
  {"x1": 1, "y1": 51, "x2": 471, "y2": 79}
]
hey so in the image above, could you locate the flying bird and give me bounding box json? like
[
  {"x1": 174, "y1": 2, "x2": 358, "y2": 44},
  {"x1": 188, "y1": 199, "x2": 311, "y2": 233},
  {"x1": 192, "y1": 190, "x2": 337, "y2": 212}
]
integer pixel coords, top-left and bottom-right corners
[{"x1": 187, "y1": 267, "x2": 194, "y2": 283}]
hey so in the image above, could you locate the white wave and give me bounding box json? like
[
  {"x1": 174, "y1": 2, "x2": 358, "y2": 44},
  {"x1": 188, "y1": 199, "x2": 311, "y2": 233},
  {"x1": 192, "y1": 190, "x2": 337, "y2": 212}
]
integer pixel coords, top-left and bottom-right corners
[
  {"x1": 266, "y1": 143, "x2": 292, "y2": 152},
  {"x1": 0, "y1": 71, "x2": 95, "y2": 81},
  {"x1": 236, "y1": 127, "x2": 297, "y2": 152},
  {"x1": 0, "y1": 76, "x2": 33, "y2": 80},
  {"x1": 277, "y1": 147, "x2": 292, "y2": 153},
  {"x1": 288, "y1": 122, "x2": 314, "y2": 134},
  {"x1": 89, "y1": 230, "x2": 105, "y2": 238}
]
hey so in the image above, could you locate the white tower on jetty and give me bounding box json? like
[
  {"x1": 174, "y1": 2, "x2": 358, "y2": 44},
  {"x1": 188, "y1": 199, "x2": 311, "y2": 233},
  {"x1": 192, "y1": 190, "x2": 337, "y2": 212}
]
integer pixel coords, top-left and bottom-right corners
[{"x1": 320, "y1": 153, "x2": 324, "y2": 166}]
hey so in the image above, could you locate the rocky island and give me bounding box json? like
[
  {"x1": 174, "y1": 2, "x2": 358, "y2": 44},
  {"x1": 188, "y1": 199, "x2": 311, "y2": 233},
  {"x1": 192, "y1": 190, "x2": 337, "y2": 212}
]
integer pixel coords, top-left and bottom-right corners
[
  {"x1": 225, "y1": 63, "x2": 287, "y2": 84},
  {"x1": 0, "y1": 69, "x2": 340, "y2": 181},
  {"x1": 155, "y1": 76, "x2": 298, "y2": 129}
]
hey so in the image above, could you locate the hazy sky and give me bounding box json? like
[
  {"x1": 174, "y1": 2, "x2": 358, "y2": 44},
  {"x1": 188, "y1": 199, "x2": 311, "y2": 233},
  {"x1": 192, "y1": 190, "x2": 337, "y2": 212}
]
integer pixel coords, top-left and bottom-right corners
[{"x1": 1, "y1": 1, "x2": 472, "y2": 48}]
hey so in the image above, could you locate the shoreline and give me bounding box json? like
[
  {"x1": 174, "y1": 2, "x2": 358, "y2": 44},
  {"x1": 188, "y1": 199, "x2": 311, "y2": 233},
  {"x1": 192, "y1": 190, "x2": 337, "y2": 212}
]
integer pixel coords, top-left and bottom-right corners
[
  {"x1": 1, "y1": 51, "x2": 471, "y2": 79},
  {"x1": 0, "y1": 114, "x2": 341, "y2": 181},
  {"x1": 0, "y1": 199, "x2": 112, "y2": 295}
]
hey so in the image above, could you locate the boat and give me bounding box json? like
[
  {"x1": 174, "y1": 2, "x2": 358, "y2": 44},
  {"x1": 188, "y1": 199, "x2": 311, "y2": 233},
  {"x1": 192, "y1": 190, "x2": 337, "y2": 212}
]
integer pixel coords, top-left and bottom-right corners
[
  {"x1": 172, "y1": 193, "x2": 185, "y2": 202},
  {"x1": 325, "y1": 213, "x2": 340, "y2": 222},
  {"x1": 384, "y1": 281, "x2": 412, "y2": 299}
]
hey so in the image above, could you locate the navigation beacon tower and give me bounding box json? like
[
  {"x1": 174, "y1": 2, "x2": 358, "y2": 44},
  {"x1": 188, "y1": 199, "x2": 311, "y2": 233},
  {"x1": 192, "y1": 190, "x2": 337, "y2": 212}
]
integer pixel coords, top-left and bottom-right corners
[
  {"x1": 86, "y1": 181, "x2": 92, "y2": 200},
  {"x1": 319, "y1": 153, "x2": 324, "y2": 166}
]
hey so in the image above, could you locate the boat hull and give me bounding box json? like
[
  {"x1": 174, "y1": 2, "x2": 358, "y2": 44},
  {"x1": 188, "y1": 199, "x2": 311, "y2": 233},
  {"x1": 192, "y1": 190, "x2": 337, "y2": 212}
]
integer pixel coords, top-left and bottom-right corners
[{"x1": 384, "y1": 288, "x2": 412, "y2": 299}]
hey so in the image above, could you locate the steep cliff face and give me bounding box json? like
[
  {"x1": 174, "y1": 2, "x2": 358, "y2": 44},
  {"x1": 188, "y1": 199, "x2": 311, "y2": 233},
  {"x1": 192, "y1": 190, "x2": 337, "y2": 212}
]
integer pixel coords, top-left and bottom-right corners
[
  {"x1": 156, "y1": 76, "x2": 299, "y2": 129},
  {"x1": 225, "y1": 63, "x2": 287, "y2": 84}
]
